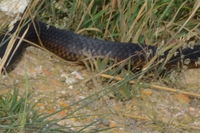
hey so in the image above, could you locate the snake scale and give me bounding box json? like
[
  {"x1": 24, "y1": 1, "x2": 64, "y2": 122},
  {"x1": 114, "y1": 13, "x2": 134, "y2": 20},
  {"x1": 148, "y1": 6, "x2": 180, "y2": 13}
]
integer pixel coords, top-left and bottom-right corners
[{"x1": 0, "y1": 20, "x2": 200, "y2": 70}]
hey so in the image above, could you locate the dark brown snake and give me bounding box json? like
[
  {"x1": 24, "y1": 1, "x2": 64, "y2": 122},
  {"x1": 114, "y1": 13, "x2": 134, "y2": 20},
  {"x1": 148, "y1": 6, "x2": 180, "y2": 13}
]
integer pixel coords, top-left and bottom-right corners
[{"x1": 0, "y1": 20, "x2": 200, "y2": 70}]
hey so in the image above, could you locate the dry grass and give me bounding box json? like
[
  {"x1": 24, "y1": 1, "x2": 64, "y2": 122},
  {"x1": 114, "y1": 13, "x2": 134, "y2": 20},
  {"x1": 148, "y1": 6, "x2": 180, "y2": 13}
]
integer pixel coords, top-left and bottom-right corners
[{"x1": 0, "y1": 0, "x2": 200, "y2": 132}]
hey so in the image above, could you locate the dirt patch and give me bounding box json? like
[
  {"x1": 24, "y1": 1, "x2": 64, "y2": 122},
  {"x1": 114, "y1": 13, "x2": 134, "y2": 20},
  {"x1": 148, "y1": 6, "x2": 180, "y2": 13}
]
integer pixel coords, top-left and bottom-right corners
[{"x1": 0, "y1": 46, "x2": 200, "y2": 132}]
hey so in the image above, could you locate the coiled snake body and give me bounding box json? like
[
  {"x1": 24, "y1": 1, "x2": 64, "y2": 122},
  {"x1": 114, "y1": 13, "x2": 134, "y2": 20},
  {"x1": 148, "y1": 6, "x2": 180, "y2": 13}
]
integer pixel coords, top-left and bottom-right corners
[{"x1": 0, "y1": 20, "x2": 200, "y2": 69}]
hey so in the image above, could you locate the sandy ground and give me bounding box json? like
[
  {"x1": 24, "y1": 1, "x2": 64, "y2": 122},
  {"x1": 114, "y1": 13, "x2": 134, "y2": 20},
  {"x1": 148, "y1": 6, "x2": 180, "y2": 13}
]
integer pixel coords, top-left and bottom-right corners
[{"x1": 0, "y1": 46, "x2": 200, "y2": 132}]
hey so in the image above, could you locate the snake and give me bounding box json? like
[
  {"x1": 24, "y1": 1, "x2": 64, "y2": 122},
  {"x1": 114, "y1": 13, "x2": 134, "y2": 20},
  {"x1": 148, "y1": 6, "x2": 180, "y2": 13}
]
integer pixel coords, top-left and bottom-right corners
[{"x1": 0, "y1": 20, "x2": 200, "y2": 70}]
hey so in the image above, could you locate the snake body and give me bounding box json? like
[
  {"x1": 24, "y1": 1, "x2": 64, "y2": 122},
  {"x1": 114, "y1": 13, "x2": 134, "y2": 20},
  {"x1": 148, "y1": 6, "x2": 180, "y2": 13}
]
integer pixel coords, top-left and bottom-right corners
[{"x1": 0, "y1": 20, "x2": 200, "y2": 69}]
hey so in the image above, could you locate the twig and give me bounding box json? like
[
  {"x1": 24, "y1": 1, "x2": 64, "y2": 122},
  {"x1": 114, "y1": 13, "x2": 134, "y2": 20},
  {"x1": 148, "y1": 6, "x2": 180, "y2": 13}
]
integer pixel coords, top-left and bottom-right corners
[{"x1": 99, "y1": 74, "x2": 200, "y2": 98}]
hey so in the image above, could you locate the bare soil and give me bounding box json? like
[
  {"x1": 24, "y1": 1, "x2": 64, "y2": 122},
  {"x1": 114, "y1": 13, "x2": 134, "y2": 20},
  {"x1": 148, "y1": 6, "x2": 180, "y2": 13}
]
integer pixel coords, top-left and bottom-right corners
[{"x1": 0, "y1": 46, "x2": 200, "y2": 132}]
